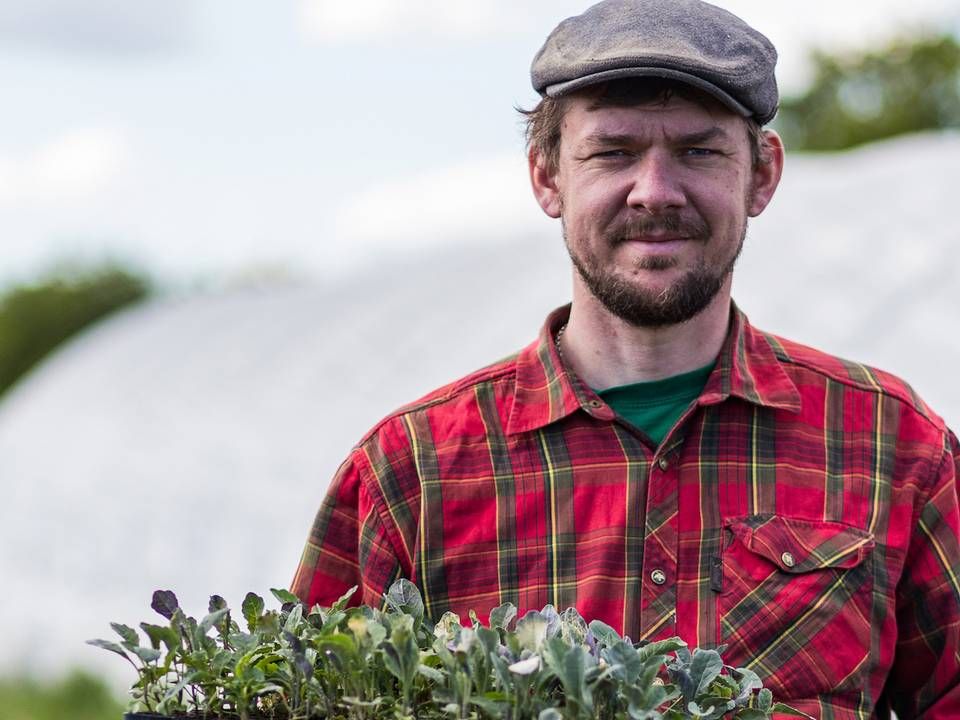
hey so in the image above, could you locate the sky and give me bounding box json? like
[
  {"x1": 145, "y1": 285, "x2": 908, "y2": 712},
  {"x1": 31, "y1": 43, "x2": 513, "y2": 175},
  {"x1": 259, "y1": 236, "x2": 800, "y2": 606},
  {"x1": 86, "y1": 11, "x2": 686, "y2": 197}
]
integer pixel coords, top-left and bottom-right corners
[
  {"x1": 3, "y1": 132, "x2": 959, "y2": 681},
  {"x1": 2, "y1": 0, "x2": 959, "y2": 288}
]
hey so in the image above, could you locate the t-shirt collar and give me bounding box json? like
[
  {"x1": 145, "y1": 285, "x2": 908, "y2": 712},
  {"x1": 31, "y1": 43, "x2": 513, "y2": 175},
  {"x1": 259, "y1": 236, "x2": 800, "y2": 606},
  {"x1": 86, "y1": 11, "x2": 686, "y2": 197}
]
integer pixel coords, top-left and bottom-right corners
[{"x1": 506, "y1": 302, "x2": 801, "y2": 436}]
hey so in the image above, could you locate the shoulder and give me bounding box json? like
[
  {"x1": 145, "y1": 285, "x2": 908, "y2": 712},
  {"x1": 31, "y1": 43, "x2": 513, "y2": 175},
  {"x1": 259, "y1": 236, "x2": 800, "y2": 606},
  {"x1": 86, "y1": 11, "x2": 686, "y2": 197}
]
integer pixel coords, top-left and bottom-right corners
[
  {"x1": 355, "y1": 350, "x2": 523, "y2": 448},
  {"x1": 762, "y1": 330, "x2": 948, "y2": 435}
]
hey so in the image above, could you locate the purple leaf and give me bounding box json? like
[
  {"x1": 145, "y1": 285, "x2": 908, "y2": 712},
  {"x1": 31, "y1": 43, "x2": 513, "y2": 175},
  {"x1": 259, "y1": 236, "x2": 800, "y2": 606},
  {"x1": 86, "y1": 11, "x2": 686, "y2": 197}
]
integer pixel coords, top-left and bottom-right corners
[{"x1": 151, "y1": 590, "x2": 179, "y2": 620}]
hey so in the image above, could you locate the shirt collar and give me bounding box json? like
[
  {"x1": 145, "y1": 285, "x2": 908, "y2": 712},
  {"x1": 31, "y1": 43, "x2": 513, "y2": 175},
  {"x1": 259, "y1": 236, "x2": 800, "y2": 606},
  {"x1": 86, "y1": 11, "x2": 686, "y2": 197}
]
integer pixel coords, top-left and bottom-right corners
[{"x1": 506, "y1": 302, "x2": 801, "y2": 436}]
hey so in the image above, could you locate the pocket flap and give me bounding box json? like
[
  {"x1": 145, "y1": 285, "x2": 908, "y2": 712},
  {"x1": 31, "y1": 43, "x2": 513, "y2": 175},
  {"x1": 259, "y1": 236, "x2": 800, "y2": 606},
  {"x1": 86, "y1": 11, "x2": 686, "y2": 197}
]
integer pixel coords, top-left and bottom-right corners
[{"x1": 725, "y1": 515, "x2": 875, "y2": 573}]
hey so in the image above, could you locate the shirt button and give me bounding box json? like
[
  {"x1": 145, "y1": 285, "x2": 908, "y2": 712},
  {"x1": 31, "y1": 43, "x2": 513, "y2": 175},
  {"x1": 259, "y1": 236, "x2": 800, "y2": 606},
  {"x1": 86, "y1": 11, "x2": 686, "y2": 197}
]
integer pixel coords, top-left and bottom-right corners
[
  {"x1": 781, "y1": 552, "x2": 796, "y2": 568},
  {"x1": 587, "y1": 399, "x2": 602, "y2": 408},
  {"x1": 650, "y1": 569, "x2": 667, "y2": 585},
  {"x1": 657, "y1": 457, "x2": 669, "y2": 471}
]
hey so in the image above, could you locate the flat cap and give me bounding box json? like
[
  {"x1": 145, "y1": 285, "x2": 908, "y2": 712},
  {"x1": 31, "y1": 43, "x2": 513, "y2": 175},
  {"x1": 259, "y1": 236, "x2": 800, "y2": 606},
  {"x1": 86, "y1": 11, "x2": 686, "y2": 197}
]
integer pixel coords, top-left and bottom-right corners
[{"x1": 531, "y1": 0, "x2": 779, "y2": 124}]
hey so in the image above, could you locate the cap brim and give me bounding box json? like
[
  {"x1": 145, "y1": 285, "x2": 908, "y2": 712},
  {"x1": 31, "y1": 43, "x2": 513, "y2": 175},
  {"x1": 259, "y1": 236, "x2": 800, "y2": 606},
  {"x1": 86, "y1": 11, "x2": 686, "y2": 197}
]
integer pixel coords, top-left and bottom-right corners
[{"x1": 543, "y1": 66, "x2": 752, "y2": 118}]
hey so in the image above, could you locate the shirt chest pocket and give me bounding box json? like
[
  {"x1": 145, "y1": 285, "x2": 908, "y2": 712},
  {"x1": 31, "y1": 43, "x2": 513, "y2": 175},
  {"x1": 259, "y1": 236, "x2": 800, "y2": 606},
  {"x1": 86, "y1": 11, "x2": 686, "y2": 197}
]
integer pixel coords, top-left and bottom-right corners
[{"x1": 717, "y1": 515, "x2": 876, "y2": 700}]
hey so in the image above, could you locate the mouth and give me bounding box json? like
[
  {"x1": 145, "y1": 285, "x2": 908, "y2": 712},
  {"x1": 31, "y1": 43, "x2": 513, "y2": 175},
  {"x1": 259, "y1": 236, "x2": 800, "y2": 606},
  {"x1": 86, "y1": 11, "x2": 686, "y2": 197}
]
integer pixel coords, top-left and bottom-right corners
[
  {"x1": 621, "y1": 235, "x2": 691, "y2": 251},
  {"x1": 624, "y1": 234, "x2": 689, "y2": 243}
]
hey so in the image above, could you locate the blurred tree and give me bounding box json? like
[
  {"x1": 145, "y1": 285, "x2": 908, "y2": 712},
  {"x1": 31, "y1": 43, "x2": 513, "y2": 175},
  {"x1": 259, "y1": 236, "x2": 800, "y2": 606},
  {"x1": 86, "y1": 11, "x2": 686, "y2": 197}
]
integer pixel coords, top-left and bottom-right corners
[
  {"x1": 0, "y1": 671, "x2": 123, "y2": 720},
  {"x1": 0, "y1": 264, "x2": 151, "y2": 399},
  {"x1": 775, "y1": 33, "x2": 960, "y2": 151}
]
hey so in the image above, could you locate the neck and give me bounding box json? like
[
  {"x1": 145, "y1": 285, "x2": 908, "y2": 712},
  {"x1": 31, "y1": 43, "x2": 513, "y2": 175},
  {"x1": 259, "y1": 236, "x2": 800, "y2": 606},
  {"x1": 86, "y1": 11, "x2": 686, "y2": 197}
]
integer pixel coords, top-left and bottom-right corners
[{"x1": 559, "y1": 277, "x2": 732, "y2": 390}]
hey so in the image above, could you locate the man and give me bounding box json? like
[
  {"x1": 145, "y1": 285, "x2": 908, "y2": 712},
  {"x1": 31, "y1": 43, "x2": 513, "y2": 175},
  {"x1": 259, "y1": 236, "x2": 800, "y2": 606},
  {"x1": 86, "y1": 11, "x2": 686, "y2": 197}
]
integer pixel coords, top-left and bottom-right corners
[{"x1": 292, "y1": 0, "x2": 960, "y2": 716}]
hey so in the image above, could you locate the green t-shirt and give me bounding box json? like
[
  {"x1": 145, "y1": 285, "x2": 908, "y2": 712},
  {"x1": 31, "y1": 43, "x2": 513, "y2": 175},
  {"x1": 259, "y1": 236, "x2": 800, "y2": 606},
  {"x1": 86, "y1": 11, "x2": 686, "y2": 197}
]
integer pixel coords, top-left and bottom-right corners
[{"x1": 595, "y1": 362, "x2": 715, "y2": 447}]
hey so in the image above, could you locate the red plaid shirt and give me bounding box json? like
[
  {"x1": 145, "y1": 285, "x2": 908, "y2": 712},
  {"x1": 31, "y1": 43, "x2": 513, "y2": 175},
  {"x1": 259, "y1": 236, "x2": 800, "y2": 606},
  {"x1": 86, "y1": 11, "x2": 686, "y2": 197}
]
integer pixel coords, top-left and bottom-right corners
[{"x1": 292, "y1": 303, "x2": 960, "y2": 719}]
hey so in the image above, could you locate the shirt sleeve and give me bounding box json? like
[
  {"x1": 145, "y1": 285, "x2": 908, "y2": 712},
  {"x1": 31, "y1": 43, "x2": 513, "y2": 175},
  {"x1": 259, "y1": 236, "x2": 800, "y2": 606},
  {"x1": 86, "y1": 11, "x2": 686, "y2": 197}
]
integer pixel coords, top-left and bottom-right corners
[
  {"x1": 291, "y1": 450, "x2": 408, "y2": 609},
  {"x1": 888, "y1": 429, "x2": 960, "y2": 719}
]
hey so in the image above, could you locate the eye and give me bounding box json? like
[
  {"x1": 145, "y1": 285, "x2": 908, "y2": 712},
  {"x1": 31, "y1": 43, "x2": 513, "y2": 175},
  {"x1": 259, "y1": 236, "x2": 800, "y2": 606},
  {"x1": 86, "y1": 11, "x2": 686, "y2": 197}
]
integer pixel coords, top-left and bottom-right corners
[
  {"x1": 683, "y1": 147, "x2": 716, "y2": 157},
  {"x1": 591, "y1": 149, "x2": 631, "y2": 159}
]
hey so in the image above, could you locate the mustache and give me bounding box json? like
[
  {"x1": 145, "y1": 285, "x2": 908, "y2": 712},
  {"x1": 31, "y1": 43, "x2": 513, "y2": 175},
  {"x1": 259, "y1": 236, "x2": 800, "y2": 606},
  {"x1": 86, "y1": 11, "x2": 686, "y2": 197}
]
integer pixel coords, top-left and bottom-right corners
[{"x1": 603, "y1": 214, "x2": 710, "y2": 244}]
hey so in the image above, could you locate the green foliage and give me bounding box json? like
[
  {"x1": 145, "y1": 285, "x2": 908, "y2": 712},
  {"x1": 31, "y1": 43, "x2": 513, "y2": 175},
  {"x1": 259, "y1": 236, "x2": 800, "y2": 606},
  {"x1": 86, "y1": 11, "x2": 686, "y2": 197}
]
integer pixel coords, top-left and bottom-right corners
[
  {"x1": 90, "y1": 580, "x2": 812, "y2": 720},
  {"x1": 0, "y1": 670, "x2": 124, "y2": 720},
  {"x1": 775, "y1": 33, "x2": 960, "y2": 151},
  {"x1": 0, "y1": 263, "x2": 150, "y2": 398}
]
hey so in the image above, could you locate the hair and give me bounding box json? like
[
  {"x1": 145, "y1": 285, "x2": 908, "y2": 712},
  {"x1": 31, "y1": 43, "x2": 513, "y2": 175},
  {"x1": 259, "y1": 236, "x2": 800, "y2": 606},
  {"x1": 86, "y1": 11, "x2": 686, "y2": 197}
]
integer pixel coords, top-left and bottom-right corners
[{"x1": 519, "y1": 79, "x2": 771, "y2": 176}]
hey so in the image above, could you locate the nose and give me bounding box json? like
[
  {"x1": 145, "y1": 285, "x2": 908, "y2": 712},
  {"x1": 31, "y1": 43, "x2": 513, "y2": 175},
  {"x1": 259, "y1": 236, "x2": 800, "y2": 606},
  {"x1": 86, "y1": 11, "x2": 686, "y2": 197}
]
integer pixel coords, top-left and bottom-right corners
[{"x1": 625, "y1": 151, "x2": 686, "y2": 213}]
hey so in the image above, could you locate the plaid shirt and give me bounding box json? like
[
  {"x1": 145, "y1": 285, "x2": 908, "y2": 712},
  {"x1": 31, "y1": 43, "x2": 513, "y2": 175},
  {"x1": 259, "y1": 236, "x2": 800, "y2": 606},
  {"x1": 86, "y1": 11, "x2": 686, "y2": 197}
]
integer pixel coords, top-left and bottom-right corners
[{"x1": 292, "y1": 303, "x2": 960, "y2": 719}]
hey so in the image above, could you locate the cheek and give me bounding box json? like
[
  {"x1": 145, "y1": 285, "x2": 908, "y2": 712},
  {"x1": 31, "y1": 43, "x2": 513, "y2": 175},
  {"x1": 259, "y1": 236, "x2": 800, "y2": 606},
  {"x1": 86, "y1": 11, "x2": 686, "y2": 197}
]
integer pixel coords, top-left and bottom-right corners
[
  {"x1": 699, "y1": 174, "x2": 750, "y2": 223},
  {"x1": 566, "y1": 178, "x2": 628, "y2": 223}
]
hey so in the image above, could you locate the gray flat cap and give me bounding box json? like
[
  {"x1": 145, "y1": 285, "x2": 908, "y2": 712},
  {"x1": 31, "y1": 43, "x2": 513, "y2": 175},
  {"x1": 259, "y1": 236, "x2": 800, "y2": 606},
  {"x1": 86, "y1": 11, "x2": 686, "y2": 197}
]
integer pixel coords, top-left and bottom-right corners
[{"x1": 531, "y1": 0, "x2": 779, "y2": 124}]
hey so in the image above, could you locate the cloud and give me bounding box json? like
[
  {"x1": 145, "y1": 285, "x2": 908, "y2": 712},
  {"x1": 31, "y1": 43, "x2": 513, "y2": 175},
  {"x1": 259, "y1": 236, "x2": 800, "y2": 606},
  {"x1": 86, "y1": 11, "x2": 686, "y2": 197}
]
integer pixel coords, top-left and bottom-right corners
[
  {"x1": 0, "y1": 0, "x2": 194, "y2": 56},
  {"x1": 0, "y1": 128, "x2": 128, "y2": 206},
  {"x1": 298, "y1": 0, "x2": 959, "y2": 92},
  {"x1": 300, "y1": 0, "x2": 958, "y2": 45},
  {"x1": 299, "y1": 0, "x2": 548, "y2": 43},
  {"x1": 329, "y1": 153, "x2": 554, "y2": 263}
]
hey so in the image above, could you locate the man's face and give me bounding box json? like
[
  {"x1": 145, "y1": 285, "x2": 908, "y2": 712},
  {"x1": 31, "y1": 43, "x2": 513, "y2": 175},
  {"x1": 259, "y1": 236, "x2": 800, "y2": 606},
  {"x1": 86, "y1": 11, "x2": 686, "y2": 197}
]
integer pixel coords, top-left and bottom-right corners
[{"x1": 531, "y1": 90, "x2": 780, "y2": 328}]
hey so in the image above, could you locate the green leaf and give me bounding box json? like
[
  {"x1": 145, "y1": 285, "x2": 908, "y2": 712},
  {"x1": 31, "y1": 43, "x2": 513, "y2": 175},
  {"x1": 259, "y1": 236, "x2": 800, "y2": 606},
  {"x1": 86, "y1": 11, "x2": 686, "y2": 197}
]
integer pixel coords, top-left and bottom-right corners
[
  {"x1": 319, "y1": 633, "x2": 360, "y2": 668},
  {"x1": 228, "y1": 631, "x2": 258, "y2": 654},
  {"x1": 381, "y1": 623, "x2": 420, "y2": 706},
  {"x1": 151, "y1": 590, "x2": 179, "y2": 620},
  {"x1": 330, "y1": 585, "x2": 358, "y2": 612},
  {"x1": 542, "y1": 637, "x2": 593, "y2": 715},
  {"x1": 286, "y1": 632, "x2": 313, "y2": 681},
  {"x1": 270, "y1": 587, "x2": 300, "y2": 605},
  {"x1": 559, "y1": 607, "x2": 588, "y2": 645},
  {"x1": 733, "y1": 667, "x2": 762, "y2": 700},
  {"x1": 515, "y1": 611, "x2": 549, "y2": 653},
  {"x1": 283, "y1": 602, "x2": 303, "y2": 634},
  {"x1": 86, "y1": 638, "x2": 131, "y2": 662},
  {"x1": 689, "y1": 649, "x2": 723, "y2": 697},
  {"x1": 322, "y1": 609, "x2": 346, "y2": 630},
  {"x1": 673, "y1": 666, "x2": 697, "y2": 702},
  {"x1": 110, "y1": 622, "x2": 139, "y2": 646},
  {"x1": 697, "y1": 696, "x2": 735, "y2": 718},
  {"x1": 732, "y1": 710, "x2": 767, "y2": 720},
  {"x1": 757, "y1": 688, "x2": 772, "y2": 713},
  {"x1": 417, "y1": 664, "x2": 445, "y2": 682},
  {"x1": 140, "y1": 622, "x2": 178, "y2": 651},
  {"x1": 366, "y1": 618, "x2": 388, "y2": 647},
  {"x1": 508, "y1": 655, "x2": 541, "y2": 674},
  {"x1": 602, "y1": 640, "x2": 643, "y2": 683},
  {"x1": 131, "y1": 646, "x2": 162, "y2": 664},
  {"x1": 770, "y1": 703, "x2": 816, "y2": 718},
  {"x1": 433, "y1": 611, "x2": 463, "y2": 644},
  {"x1": 384, "y1": 579, "x2": 424, "y2": 623},
  {"x1": 475, "y1": 625, "x2": 501, "y2": 657},
  {"x1": 588, "y1": 619, "x2": 621, "y2": 649},
  {"x1": 709, "y1": 673, "x2": 739, "y2": 698},
  {"x1": 625, "y1": 682, "x2": 674, "y2": 719},
  {"x1": 489, "y1": 603, "x2": 517, "y2": 630},
  {"x1": 470, "y1": 693, "x2": 508, "y2": 716},
  {"x1": 208, "y1": 594, "x2": 227, "y2": 613},
  {"x1": 199, "y1": 608, "x2": 230, "y2": 636},
  {"x1": 341, "y1": 696, "x2": 384, "y2": 710},
  {"x1": 637, "y1": 637, "x2": 687, "y2": 663},
  {"x1": 258, "y1": 610, "x2": 280, "y2": 638},
  {"x1": 242, "y1": 592, "x2": 265, "y2": 630},
  {"x1": 688, "y1": 700, "x2": 721, "y2": 718}
]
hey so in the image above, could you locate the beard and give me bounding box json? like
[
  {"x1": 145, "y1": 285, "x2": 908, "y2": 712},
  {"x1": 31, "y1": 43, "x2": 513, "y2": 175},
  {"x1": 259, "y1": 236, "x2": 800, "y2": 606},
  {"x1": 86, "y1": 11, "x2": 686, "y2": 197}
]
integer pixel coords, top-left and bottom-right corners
[{"x1": 564, "y1": 210, "x2": 746, "y2": 329}]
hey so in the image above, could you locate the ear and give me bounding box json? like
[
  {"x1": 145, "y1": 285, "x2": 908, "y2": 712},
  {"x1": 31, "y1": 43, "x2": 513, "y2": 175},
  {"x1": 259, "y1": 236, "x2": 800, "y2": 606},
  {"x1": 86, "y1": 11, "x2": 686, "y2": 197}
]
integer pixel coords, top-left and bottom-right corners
[
  {"x1": 528, "y1": 148, "x2": 563, "y2": 219},
  {"x1": 747, "y1": 129, "x2": 785, "y2": 217}
]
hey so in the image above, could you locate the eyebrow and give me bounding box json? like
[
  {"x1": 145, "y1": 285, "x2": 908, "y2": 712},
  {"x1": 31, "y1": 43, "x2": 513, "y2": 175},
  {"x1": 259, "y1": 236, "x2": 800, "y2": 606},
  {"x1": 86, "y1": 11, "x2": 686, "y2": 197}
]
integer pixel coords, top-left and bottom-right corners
[{"x1": 578, "y1": 126, "x2": 733, "y2": 149}]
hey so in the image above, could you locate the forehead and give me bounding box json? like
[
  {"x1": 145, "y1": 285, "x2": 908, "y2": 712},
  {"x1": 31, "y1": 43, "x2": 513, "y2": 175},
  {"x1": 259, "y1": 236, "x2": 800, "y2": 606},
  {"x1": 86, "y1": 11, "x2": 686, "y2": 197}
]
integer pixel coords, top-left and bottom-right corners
[{"x1": 560, "y1": 90, "x2": 746, "y2": 144}]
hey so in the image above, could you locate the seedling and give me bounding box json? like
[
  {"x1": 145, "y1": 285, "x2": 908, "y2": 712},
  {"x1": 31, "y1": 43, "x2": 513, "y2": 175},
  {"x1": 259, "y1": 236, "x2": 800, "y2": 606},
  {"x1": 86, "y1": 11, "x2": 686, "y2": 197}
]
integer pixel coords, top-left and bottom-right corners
[{"x1": 90, "y1": 580, "x2": 811, "y2": 719}]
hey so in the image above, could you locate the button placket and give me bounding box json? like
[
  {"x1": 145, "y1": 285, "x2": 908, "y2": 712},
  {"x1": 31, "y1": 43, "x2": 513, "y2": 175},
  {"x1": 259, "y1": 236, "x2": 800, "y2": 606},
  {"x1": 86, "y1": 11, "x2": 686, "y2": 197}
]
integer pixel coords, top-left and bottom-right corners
[{"x1": 640, "y1": 452, "x2": 679, "y2": 639}]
